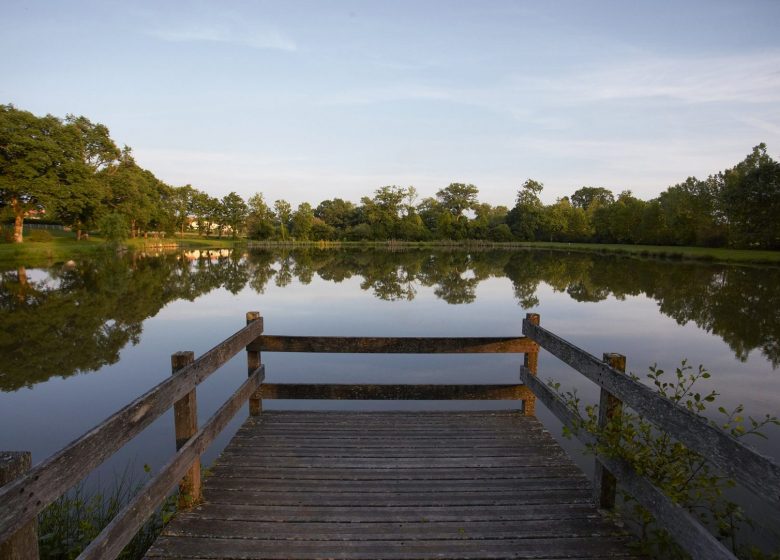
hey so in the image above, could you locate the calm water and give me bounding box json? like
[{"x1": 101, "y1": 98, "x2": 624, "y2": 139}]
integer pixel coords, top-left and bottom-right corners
[{"x1": 1, "y1": 247, "x2": 779, "y2": 535}]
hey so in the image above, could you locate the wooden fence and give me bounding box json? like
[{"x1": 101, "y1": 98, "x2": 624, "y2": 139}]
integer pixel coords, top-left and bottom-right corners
[
  {"x1": 0, "y1": 312, "x2": 538, "y2": 559},
  {"x1": 520, "y1": 315, "x2": 780, "y2": 560}
]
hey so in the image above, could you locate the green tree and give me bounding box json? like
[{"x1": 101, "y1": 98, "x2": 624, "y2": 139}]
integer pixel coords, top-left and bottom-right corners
[
  {"x1": 541, "y1": 197, "x2": 572, "y2": 241},
  {"x1": 58, "y1": 115, "x2": 120, "y2": 240},
  {"x1": 171, "y1": 185, "x2": 195, "y2": 237},
  {"x1": 436, "y1": 183, "x2": 479, "y2": 217},
  {"x1": 361, "y1": 186, "x2": 406, "y2": 239},
  {"x1": 571, "y1": 186, "x2": 614, "y2": 210},
  {"x1": 0, "y1": 105, "x2": 87, "y2": 242},
  {"x1": 102, "y1": 148, "x2": 157, "y2": 237},
  {"x1": 507, "y1": 179, "x2": 545, "y2": 241},
  {"x1": 291, "y1": 202, "x2": 315, "y2": 240},
  {"x1": 274, "y1": 199, "x2": 292, "y2": 240},
  {"x1": 221, "y1": 192, "x2": 248, "y2": 238},
  {"x1": 191, "y1": 189, "x2": 213, "y2": 236},
  {"x1": 658, "y1": 177, "x2": 724, "y2": 246},
  {"x1": 246, "y1": 192, "x2": 275, "y2": 240},
  {"x1": 97, "y1": 212, "x2": 128, "y2": 247},
  {"x1": 719, "y1": 143, "x2": 780, "y2": 249},
  {"x1": 314, "y1": 198, "x2": 357, "y2": 231}
]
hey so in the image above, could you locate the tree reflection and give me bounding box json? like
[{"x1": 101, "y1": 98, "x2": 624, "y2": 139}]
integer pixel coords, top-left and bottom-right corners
[
  {"x1": 244, "y1": 248, "x2": 780, "y2": 367},
  {"x1": 0, "y1": 251, "x2": 250, "y2": 391},
  {"x1": 2, "y1": 247, "x2": 778, "y2": 392}
]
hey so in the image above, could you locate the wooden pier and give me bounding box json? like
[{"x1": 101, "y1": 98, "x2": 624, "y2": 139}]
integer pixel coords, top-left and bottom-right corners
[
  {"x1": 2, "y1": 312, "x2": 779, "y2": 560},
  {"x1": 146, "y1": 411, "x2": 638, "y2": 559}
]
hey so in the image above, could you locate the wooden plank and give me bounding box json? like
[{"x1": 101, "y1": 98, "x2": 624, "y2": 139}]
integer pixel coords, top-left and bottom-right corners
[
  {"x1": 203, "y1": 477, "x2": 590, "y2": 493},
  {"x1": 145, "y1": 535, "x2": 638, "y2": 559},
  {"x1": 247, "y1": 335, "x2": 535, "y2": 354},
  {"x1": 213, "y1": 454, "x2": 572, "y2": 469},
  {"x1": 202, "y1": 488, "x2": 595, "y2": 507},
  {"x1": 205, "y1": 465, "x2": 583, "y2": 481},
  {"x1": 523, "y1": 319, "x2": 780, "y2": 507},
  {"x1": 161, "y1": 517, "x2": 624, "y2": 540},
  {"x1": 519, "y1": 365, "x2": 738, "y2": 560},
  {"x1": 77, "y1": 365, "x2": 265, "y2": 560},
  {"x1": 216, "y1": 445, "x2": 563, "y2": 459},
  {"x1": 168, "y1": 503, "x2": 601, "y2": 523},
  {"x1": 259, "y1": 383, "x2": 532, "y2": 400},
  {"x1": 0, "y1": 317, "x2": 264, "y2": 544},
  {"x1": 223, "y1": 442, "x2": 560, "y2": 454}
]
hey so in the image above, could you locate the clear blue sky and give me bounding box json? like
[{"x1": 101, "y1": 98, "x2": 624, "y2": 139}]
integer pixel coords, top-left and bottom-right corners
[{"x1": 2, "y1": 0, "x2": 779, "y2": 205}]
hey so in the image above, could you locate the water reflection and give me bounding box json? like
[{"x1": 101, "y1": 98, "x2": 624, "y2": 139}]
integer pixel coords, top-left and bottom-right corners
[{"x1": 1, "y1": 248, "x2": 778, "y2": 391}]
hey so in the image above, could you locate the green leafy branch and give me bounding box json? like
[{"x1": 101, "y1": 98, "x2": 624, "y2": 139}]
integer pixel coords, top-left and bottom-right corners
[{"x1": 548, "y1": 360, "x2": 780, "y2": 559}]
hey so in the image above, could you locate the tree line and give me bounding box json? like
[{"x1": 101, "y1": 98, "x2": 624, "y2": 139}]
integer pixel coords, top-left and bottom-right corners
[{"x1": 2, "y1": 104, "x2": 779, "y2": 248}]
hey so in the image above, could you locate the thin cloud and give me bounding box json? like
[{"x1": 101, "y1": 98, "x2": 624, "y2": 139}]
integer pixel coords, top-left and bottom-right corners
[
  {"x1": 148, "y1": 22, "x2": 296, "y2": 51},
  {"x1": 318, "y1": 85, "x2": 453, "y2": 106},
  {"x1": 517, "y1": 51, "x2": 780, "y2": 105}
]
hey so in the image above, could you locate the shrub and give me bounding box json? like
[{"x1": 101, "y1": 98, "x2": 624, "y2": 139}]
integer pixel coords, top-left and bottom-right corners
[{"x1": 550, "y1": 361, "x2": 780, "y2": 559}]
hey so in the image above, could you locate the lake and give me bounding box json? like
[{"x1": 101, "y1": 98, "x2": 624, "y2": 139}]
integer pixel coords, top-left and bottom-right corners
[{"x1": 1, "y1": 247, "x2": 778, "y2": 540}]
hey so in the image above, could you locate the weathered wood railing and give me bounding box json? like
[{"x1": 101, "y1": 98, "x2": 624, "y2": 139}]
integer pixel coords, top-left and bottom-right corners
[
  {"x1": 0, "y1": 311, "x2": 539, "y2": 559},
  {"x1": 249, "y1": 329, "x2": 539, "y2": 413},
  {"x1": 520, "y1": 314, "x2": 780, "y2": 560},
  {"x1": 0, "y1": 312, "x2": 266, "y2": 559}
]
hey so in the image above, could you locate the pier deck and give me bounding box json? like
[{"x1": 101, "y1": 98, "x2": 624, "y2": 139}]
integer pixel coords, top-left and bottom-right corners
[{"x1": 145, "y1": 411, "x2": 640, "y2": 559}]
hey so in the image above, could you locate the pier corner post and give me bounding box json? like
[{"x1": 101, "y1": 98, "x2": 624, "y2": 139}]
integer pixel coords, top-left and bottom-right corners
[
  {"x1": 593, "y1": 352, "x2": 626, "y2": 509},
  {"x1": 171, "y1": 351, "x2": 202, "y2": 509},
  {"x1": 522, "y1": 313, "x2": 540, "y2": 416},
  {"x1": 246, "y1": 311, "x2": 263, "y2": 416},
  {"x1": 0, "y1": 451, "x2": 39, "y2": 560}
]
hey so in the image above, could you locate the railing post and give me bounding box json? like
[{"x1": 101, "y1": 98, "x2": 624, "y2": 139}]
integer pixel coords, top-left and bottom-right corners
[
  {"x1": 0, "y1": 452, "x2": 39, "y2": 560},
  {"x1": 594, "y1": 352, "x2": 626, "y2": 509},
  {"x1": 171, "y1": 351, "x2": 201, "y2": 509},
  {"x1": 246, "y1": 311, "x2": 262, "y2": 416},
  {"x1": 522, "y1": 313, "x2": 540, "y2": 416}
]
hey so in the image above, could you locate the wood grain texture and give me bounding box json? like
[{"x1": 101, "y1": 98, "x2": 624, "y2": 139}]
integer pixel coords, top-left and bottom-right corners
[
  {"x1": 523, "y1": 319, "x2": 780, "y2": 507},
  {"x1": 0, "y1": 317, "x2": 264, "y2": 544},
  {"x1": 259, "y1": 383, "x2": 533, "y2": 401},
  {"x1": 146, "y1": 411, "x2": 638, "y2": 559},
  {"x1": 247, "y1": 335, "x2": 535, "y2": 354}
]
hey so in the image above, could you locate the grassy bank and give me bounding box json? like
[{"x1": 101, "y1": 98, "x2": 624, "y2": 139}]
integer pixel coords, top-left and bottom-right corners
[
  {"x1": 248, "y1": 239, "x2": 780, "y2": 265},
  {"x1": 514, "y1": 241, "x2": 780, "y2": 265},
  {"x1": 0, "y1": 230, "x2": 241, "y2": 267},
  {"x1": 2, "y1": 228, "x2": 779, "y2": 267}
]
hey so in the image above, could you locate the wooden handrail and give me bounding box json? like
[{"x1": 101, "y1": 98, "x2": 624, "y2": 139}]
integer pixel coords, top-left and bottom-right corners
[
  {"x1": 259, "y1": 383, "x2": 533, "y2": 401},
  {"x1": 0, "y1": 316, "x2": 264, "y2": 544},
  {"x1": 247, "y1": 335, "x2": 535, "y2": 354},
  {"x1": 77, "y1": 365, "x2": 265, "y2": 560},
  {"x1": 519, "y1": 366, "x2": 737, "y2": 560},
  {"x1": 522, "y1": 318, "x2": 780, "y2": 506}
]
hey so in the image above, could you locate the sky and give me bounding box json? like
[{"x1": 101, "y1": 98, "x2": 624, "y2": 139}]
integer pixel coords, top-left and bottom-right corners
[{"x1": 2, "y1": 0, "x2": 780, "y2": 206}]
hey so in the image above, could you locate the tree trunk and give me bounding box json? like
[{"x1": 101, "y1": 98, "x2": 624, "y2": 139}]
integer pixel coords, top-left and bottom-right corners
[
  {"x1": 11, "y1": 198, "x2": 24, "y2": 243},
  {"x1": 76, "y1": 228, "x2": 82, "y2": 241}
]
